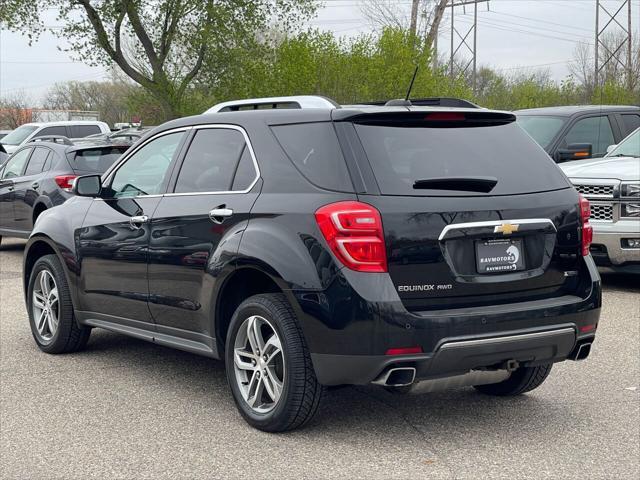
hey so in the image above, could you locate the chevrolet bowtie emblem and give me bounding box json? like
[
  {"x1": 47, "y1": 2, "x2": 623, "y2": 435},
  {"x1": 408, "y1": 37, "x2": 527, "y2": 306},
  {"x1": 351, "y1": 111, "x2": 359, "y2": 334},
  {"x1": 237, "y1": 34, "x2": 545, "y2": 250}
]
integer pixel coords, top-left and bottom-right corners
[{"x1": 494, "y1": 223, "x2": 519, "y2": 235}]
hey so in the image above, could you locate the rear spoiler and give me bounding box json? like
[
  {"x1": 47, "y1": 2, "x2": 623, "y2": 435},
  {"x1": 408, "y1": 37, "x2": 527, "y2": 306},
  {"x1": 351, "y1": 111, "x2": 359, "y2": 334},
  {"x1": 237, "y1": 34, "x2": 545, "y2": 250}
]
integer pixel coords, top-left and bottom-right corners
[
  {"x1": 333, "y1": 110, "x2": 516, "y2": 127},
  {"x1": 363, "y1": 97, "x2": 480, "y2": 109}
]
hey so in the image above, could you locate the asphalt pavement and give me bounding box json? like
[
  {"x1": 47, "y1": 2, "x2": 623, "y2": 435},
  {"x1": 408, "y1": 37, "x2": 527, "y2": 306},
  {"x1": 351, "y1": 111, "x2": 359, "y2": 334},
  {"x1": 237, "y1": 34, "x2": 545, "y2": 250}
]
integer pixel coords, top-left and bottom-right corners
[{"x1": 1, "y1": 237, "x2": 638, "y2": 479}]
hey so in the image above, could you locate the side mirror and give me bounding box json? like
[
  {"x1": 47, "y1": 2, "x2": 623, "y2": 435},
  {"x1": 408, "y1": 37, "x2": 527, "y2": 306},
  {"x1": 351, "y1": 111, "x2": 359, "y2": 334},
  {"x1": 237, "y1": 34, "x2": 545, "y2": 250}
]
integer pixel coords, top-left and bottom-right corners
[
  {"x1": 606, "y1": 144, "x2": 618, "y2": 155},
  {"x1": 556, "y1": 143, "x2": 593, "y2": 162},
  {"x1": 72, "y1": 174, "x2": 102, "y2": 197}
]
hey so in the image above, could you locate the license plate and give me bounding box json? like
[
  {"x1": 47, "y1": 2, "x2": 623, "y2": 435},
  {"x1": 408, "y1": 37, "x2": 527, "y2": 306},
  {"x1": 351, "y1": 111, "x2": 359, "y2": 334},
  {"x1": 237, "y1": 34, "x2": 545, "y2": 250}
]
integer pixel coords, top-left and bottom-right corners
[{"x1": 476, "y1": 238, "x2": 525, "y2": 274}]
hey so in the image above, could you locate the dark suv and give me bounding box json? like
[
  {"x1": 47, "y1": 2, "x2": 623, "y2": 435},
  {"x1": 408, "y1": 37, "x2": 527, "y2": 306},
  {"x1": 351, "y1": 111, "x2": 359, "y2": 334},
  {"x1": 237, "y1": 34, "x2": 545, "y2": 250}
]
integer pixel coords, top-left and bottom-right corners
[
  {"x1": 0, "y1": 137, "x2": 131, "y2": 245},
  {"x1": 516, "y1": 105, "x2": 640, "y2": 162},
  {"x1": 23, "y1": 96, "x2": 601, "y2": 432}
]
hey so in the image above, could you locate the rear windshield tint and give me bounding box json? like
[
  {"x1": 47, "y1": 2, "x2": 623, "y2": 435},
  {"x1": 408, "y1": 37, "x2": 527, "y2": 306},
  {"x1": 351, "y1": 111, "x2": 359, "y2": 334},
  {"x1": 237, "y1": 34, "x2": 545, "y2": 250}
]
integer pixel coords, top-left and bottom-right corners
[
  {"x1": 71, "y1": 147, "x2": 127, "y2": 173},
  {"x1": 354, "y1": 122, "x2": 569, "y2": 196},
  {"x1": 271, "y1": 122, "x2": 353, "y2": 192}
]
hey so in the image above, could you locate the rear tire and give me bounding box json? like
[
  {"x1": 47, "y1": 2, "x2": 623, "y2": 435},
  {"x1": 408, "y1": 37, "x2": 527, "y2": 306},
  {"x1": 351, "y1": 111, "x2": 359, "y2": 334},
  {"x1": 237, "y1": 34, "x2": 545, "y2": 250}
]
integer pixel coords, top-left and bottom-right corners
[
  {"x1": 27, "y1": 254, "x2": 91, "y2": 354},
  {"x1": 225, "y1": 293, "x2": 323, "y2": 432},
  {"x1": 474, "y1": 364, "x2": 552, "y2": 396}
]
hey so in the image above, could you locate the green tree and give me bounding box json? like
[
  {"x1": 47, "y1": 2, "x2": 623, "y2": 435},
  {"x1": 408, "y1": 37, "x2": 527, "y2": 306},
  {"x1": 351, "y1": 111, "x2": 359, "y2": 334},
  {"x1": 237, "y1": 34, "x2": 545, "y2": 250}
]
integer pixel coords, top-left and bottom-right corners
[{"x1": 1, "y1": 0, "x2": 317, "y2": 120}]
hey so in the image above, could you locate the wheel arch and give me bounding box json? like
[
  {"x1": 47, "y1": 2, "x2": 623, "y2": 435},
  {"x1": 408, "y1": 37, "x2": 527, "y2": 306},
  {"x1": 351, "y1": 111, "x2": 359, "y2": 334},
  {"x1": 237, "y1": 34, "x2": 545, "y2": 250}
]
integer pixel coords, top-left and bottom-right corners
[
  {"x1": 214, "y1": 265, "x2": 301, "y2": 355},
  {"x1": 31, "y1": 200, "x2": 51, "y2": 226},
  {"x1": 23, "y1": 235, "x2": 70, "y2": 304}
]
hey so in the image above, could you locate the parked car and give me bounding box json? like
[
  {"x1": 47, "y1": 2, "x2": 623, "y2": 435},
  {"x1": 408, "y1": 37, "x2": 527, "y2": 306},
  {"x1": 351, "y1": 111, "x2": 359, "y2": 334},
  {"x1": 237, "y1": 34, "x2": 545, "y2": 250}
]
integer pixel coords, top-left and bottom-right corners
[
  {"x1": 560, "y1": 127, "x2": 640, "y2": 273},
  {"x1": 0, "y1": 138, "x2": 130, "y2": 244},
  {"x1": 23, "y1": 96, "x2": 601, "y2": 432},
  {"x1": 0, "y1": 129, "x2": 12, "y2": 140},
  {"x1": 0, "y1": 121, "x2": 110, "y2": 155},
  {"x1": 516, "y1": 105, "x2": 640, "y2": 162}
]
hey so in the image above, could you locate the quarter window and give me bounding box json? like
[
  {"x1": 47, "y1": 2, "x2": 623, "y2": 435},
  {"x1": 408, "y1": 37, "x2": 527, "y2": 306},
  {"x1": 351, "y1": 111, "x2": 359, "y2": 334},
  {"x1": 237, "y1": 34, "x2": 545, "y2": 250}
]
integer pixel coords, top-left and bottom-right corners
[
  {"x1": 562, "y1": 116, "x2": 615, "y2": 156},
  {"x1": 271, "y1": 123, "x2": 353, "y2": 192},
  {"x1": 174, "y1": 128, "x2": 253, "y2": 193},
  {"x1": 1, "y1": 148, "x2": 32, "y2": 179},
  {"x1": 110, "y1": 131, "x2": 185, "y2": 198}
]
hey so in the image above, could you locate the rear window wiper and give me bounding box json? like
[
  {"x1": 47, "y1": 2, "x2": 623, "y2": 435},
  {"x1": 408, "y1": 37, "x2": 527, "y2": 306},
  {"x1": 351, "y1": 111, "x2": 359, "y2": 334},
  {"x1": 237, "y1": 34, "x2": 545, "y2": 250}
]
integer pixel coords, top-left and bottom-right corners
[{"x1": 413, "y1": 176, "x2": 498, "y2": 193}]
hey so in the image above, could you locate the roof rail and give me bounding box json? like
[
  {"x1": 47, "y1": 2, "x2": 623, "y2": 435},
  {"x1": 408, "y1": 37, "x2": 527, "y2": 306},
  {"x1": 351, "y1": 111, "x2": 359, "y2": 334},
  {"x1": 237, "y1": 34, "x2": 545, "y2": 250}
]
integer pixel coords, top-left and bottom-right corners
[
  {"x1": 28, "y1": 135, "x2": 74, "y2": 145},
  {"x1": 205, "y1": 95, "x2": 339, "y2": 113},
  {"x1": 364, "y1": 97, "x2": 481, "y2": 109}
]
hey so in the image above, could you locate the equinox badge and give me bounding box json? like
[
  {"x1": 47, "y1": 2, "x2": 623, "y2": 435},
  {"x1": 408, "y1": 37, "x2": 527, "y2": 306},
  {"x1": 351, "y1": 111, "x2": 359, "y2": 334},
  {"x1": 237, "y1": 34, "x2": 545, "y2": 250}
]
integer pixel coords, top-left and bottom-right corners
[{"x1": 494, "y1": 223, "x2": 520, "y2": 235}]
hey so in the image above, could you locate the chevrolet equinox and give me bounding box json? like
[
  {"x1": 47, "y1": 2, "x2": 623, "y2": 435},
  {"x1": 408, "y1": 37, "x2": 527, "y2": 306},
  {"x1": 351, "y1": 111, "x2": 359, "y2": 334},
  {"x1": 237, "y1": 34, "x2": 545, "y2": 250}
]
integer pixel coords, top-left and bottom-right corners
[{"x1": 23, "y1": 96, "x2": 601, "y2": 432}]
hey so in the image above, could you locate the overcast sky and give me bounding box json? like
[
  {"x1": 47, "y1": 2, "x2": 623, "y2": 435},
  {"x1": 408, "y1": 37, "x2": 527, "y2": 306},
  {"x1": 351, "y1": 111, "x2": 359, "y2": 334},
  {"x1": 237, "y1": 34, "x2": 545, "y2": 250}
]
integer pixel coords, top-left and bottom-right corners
[{"x1": 0, "y1": 0, "x2": 637, "y2": 103}]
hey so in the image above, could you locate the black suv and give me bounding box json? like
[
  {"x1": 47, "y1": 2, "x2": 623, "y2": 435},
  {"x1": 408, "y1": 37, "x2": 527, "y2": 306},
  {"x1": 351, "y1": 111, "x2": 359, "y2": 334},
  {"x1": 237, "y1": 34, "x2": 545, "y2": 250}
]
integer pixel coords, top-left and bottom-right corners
[
  {"x1": 0, "y1": 137, "x2": 131, "y2": 245},
  {"x1": 23, "y1": 97, "x2": 601, "y2": 432},
  {"x1": 516, "y1": 105, "x2": 640, "y2": 162}
]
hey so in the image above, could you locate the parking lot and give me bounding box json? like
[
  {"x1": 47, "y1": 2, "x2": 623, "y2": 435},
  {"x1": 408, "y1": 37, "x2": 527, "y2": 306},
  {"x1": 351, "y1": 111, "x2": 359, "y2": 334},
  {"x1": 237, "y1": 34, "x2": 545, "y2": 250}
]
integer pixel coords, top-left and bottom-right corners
[{"x1": 0, "y1": 236, "x2": 638, "y2": 479}]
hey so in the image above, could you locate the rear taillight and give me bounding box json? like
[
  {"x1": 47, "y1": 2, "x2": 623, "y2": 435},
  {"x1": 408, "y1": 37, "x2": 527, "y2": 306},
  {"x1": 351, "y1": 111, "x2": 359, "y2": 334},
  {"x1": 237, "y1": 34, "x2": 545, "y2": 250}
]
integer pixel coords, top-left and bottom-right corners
[
  {"x1": 315, "y1": 201, "x2": 387, "y2": 273},
  {"x1": 579, "y1": 194, "x2": 593, "y2": 256},
  {"x1": 55, "y1": 175, "x2": 77, "y2": 192}
]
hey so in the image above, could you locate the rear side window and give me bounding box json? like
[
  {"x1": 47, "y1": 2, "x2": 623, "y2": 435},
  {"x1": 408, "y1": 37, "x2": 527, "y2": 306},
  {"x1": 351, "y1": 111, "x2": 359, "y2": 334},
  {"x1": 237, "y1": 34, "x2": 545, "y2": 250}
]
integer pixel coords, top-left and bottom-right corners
[
  {"x1": 36, "y1": 126, "x2": 68, "y2": 138},
  {"x1": 69, "y1": 125, "x2": 102, "y2": 138},
  {"x1": 174, "y1": 128, "x2": 251, "y2": 193},
  {"x1": 24, "y1": 148, "x2": 50, "y2": 175},
  {"x1": 71, "y1": 147, "x2": 127, "y2": 173},
  {"x1": 621, "y1": 114, "x2": 640, "y2": 136},
  {"x1": 271, "y1": 123, "x2": 353, "y2": 192},
  {"x1": 354, "y1": 122, "x2": 569, "y2": 196}
]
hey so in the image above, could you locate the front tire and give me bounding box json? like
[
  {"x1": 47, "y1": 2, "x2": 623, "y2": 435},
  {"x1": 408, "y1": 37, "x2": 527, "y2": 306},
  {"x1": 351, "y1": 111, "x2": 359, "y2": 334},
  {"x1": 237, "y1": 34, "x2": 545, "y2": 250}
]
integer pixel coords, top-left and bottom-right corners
[
  {"x1": 225, "y1": 293, "x2": 322, "y2": 432},
  {"x1": 474, "y1": 364, "x2": 552, "y2": 396},
  {"x1": 27, "y1": 254, "x2": 91, "y2": 354}
]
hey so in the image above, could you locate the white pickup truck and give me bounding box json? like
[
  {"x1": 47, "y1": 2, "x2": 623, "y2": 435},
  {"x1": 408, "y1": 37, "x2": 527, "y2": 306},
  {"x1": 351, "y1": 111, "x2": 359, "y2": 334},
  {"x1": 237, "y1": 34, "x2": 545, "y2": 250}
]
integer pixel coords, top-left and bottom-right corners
[{"x1": 561, "y1": 127, "x2": 640, "y2": 273}]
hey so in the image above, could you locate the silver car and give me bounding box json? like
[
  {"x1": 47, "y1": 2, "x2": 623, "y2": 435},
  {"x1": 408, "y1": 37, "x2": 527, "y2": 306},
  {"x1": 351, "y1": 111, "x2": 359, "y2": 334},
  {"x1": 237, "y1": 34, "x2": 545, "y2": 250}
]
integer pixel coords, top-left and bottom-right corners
[{"x1": 561, "y1": 127, "x2": 640, "y2": 273}]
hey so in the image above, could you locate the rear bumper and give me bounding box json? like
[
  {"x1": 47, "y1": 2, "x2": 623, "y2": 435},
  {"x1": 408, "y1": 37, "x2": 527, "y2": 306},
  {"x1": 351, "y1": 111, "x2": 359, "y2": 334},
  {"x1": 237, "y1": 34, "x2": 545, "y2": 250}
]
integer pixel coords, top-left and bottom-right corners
[
  {"x1": 294, "y1": 256, "x2": 601, "y2": 386},
  {"x1": 311, "y1": 326, "x2": 594, "y2": 385}
]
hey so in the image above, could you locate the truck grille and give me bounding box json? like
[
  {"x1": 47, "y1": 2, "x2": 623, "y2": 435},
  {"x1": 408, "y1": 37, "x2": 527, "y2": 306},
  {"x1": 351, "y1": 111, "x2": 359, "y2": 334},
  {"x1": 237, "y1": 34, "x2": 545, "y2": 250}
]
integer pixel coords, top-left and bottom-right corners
[
  {"x1": 590, "y1": 204, "x2": 614, "y2": 221},
  {"x1": 574, "y1": 184, "x2": 614, "y2": 197}
]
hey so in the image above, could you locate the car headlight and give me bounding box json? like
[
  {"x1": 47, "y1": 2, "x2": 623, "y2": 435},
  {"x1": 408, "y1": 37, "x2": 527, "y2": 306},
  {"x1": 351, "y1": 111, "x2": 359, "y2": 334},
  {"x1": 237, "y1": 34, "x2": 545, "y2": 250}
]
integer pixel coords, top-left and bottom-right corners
[
  {"x1": 621, "y1": 203, "x2": 640, "y2": 217},
  {"x1": 621, "y1": 183, "x2": 640, "y2": 199}
]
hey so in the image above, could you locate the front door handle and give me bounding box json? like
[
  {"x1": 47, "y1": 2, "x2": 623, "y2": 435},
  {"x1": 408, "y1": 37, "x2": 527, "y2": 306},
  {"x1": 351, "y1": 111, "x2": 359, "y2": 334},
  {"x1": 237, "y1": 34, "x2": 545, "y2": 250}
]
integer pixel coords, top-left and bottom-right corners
[
  {"x1": 31, "y1": 182, "x2": 39, "y2": 189},
  {"x1": 8, "y1": 185, "x2": 14, "y2": 192},
  {"x1": 209, "y1": 206, "x2": 233, "y2": 224},
  {"x1": 129, "y1": 215, "x2": 149, "y2": 229}
]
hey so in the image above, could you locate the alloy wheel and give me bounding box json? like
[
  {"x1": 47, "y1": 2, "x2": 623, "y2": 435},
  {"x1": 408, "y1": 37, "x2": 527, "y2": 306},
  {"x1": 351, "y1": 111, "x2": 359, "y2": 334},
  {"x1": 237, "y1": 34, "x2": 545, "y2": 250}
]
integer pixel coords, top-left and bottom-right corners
[
  {"x1": 233, "y1": 315, "x2": 285, "y2": 413},
  {"x1": 32, "y1": 269, "x2": 59, "y2": 342}
]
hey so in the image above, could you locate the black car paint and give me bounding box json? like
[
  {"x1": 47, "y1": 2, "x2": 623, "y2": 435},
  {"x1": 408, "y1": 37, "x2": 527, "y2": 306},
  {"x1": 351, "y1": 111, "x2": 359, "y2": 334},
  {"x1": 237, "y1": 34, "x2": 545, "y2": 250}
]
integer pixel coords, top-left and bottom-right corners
[
  {"x1": 24, "y1": 108, "x2": 602, "y2": 386},
  {"x1": 515, "y1": 105, "x2": 640, "y2": 162}
]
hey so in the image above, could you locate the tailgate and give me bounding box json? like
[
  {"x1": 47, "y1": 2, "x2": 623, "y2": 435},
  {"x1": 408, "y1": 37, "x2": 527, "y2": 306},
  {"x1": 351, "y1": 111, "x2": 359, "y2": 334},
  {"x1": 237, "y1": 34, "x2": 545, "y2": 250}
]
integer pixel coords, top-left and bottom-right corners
[{"x1": 344, "y1": 111, "x2": 584, "y2": 311}]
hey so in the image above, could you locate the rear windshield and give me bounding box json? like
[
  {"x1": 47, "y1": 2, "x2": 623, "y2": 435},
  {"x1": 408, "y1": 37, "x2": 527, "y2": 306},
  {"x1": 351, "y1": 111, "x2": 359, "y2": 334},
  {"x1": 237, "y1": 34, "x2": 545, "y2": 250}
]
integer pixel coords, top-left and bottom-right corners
[
  {"x1": 70, "y1": 147, "x2": 128, "y2": 173},
  {"x1": 354, "y1": 122, "x2": 569, "y2": 196}
]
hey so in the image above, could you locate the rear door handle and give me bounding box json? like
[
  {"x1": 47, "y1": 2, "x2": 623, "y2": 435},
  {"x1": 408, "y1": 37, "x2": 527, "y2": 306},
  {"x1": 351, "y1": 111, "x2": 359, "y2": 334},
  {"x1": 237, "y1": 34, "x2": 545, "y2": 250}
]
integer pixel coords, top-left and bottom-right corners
[
  {"x1": 31, "y1": 182, "x2": 39, "y2": 189},
  {"x1": 8, "y1": 186, "x2": 14, "y2": 192},
  {"x1": 209, "y1": 206, "x2": 233, "y2": 224},
  {"x1": 129, "y1": 215, "x2": 149, "y2": 229}
]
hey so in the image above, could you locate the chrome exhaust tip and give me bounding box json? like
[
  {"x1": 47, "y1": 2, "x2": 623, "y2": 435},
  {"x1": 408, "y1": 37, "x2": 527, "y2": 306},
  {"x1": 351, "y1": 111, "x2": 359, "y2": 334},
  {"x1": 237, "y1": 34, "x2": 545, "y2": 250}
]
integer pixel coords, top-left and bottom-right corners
[
  {"x1": 372, "y1": 367, "x2": 416, "y2": 387},
  {"x1": 570, "y1": 341, "x2": 592, "y2": 361}
]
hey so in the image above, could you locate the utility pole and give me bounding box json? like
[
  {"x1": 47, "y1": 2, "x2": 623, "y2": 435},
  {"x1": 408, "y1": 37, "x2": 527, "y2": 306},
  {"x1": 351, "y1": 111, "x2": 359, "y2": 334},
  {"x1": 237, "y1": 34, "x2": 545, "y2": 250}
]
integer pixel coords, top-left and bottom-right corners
[
  {"x1": 447, "y1": 0, "x2": 489, "y2": 93},
  {"x1": 594, "y1": 0, "x2": 633, "y2": 89}
]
